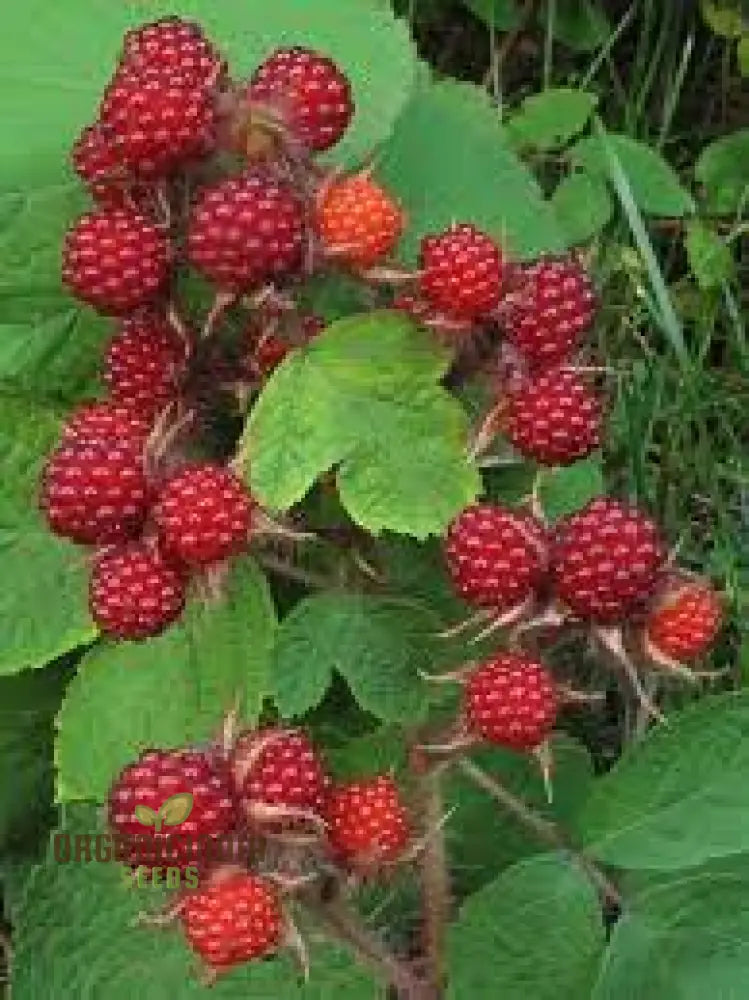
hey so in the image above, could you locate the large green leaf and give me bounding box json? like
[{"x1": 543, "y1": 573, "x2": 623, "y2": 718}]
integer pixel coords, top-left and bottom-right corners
[
  {"x1": 570, "y1": 133, "x2": 694, "y2": 217},
  {"x1": 55, "y1": 557, "x2": 276, "y2": 802},
  {"x1": 593, "y1": 858, "x2": 749, "y2": 999},
  {"x1": 0, "y1": 0, "x2": 417, "y2": 397},
  {"x1": 271, "y1": 593, "x2": 435, "y2": 723},
  {"x1": 0, "y1": 663, "x2": 71, "y2": 854},
  {"x1": 695, "y1": 129, "x2": 749, "y2": 213},
  {"x1": 447, "y1": 854, "x2": 606, "y2": 999},
  {"x1": 685, "y1": 220, "x2": 735, "y2": 290},
  {"x1": 0, "y1": 527, "x2": 96, "y2": 674},
  {"x1": 447, "y1": 738, "x2": 594, "y2": 896},
  {"x1": 12, "y1": 809, "x2": 382, "y2": 1000},
  {"x1": 507, "y1": 88, "x2": 598, "y2": 150},
  {"x1": 578, "y1": 692, "x2": 749, "y2": 870},
  {"x1": 244, "y1": 312, "x2": 481, "y2": 539},
  {"x1": 538, "y1": 458, "x2": 605, "y2": 523},
  {"x1": 377, "y1": 81, "x2": 566, "y2": 262}
]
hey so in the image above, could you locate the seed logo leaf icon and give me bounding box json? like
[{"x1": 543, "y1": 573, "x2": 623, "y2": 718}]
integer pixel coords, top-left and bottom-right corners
[
  {"x1": 133, "y1": 804, "x2": 158, "y2": 826},
  {"x1": 158, "y1": 792, "x2": 194, "y2": 827}
]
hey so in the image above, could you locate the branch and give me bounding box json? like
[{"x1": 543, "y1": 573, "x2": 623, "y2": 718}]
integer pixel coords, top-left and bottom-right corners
[
  {"x1": 457, "y1": 758, "x2": 621, "y2": 910},
  {"x1": 308, "y1": 892, "x2": 432, "y2": 1000},
  {"x1": 412, "y1": 760, "x2": 451, "y2": 996}
]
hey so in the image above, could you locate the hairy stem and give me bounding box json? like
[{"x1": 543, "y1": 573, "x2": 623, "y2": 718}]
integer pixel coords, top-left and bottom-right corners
[
  {"x1": 458, "y1": 758, "x2": 621, "y2": 909},
  {"x1": 415, "y1": 763, "x2": 451, "y2": 997},
  {"x1": 309, "y1": 893, "x2": 431, "y2": 1000}
]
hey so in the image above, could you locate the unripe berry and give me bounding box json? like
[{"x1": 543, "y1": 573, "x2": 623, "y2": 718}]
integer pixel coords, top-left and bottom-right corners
[
  {"x1": 646, "y1": 580, "x2": 723, "y2": 662},
  {"x1": 316, "y1": 173, "x2": 403, "y2": 267}
]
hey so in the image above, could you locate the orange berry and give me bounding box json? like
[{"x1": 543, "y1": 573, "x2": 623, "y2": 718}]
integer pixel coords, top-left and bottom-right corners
[{"x1": 316, "y1": 173, "x2": 404, "y2": 268}]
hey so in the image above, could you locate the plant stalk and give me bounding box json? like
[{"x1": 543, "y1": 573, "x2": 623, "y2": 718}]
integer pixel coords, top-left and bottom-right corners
[{"x1": 458, "y1": 758, "x2": 621, "y2": 910}]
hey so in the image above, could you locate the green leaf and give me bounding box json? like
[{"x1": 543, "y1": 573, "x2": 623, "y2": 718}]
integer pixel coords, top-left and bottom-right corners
[
  {"x1": 695, "y1": 129, "x2": 749, "y2": 213},
  {"x1": 55, "y1": 557, "x2": 276, "y2": 802},
  {"x1": 507, "y1": 88, "x2": 598, "y2": 150},
  {"x1": 571, "y1": 134, "x2": 694, "y2": 217},
  {"x1": 447, "y1": 738, "x2": 594, "y2": 896},
  {"x1": 0, "y1": 527, "x2": 96, "y2": 674},
  {"x1": 0, "y1": 393, "x2": 63, "y2": 525},
  {"x1": 685, "y1": 220, "x2": 735, "y2": 290},
  {"x1": 244, "y1": 312, "x2": 481, "y2": 539},
  {"x1": 0, "y1": 663, "x2": 71, "y2": 855},
  {"x1": 271, "y1": 593, "x2": 435, "y2": 723},
  {"x1": 579, "y1": 692, "x2": 749, "y2": 870},
  {"x1": 594, "y1": 857, "x2": 749, "y2": 999},
  {"x1": 377, "y1": 80, "x2": 566, "y2": 262},
  {"x1": 699, "y1": 0, "x2": 747, "y2": 37},
  {"x1": 552, "y1": 0, "x2": 611, "y2": 51},
  {"x1": 12, "y1": 812, "x2": 382, "y2": 1000},
  {"x1": 537, "y1": 458, "x2": 604, "y2": 523},
  {"x1": 447, "y1": 854, "x2": 606, "y2": 999},
  {"x1": 551, "y1": 169, "x2": 614, "y2": 245},
  {"x1": 462, "y1": 0, "x2": 521, "y2": 30},
  {"x1": 328, "y1": 728, "x2": 408, "y2": 781}
]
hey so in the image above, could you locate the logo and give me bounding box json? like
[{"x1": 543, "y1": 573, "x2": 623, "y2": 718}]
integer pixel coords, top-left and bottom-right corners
[{"x1": 134, "y1": 792, "x2": 193, "y2": 832}]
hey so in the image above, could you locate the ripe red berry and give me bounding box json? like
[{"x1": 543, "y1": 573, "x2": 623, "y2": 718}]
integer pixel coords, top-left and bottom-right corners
[
  {"x1": 180, "y1": 870, "x2": 282, "y2": 970},
  {"x1": 503, "y1": 255, "x2": 596, "y2": 369},
  {"x1": 100, "y1": 67, "x2": 217, "y2": 177},
  {"x1": 40, "y1": 440, "x2": 149, "y2": 546},
  {"x1": 551, "y1": 497, "x2": 665, "y2": 623},
  {"x1": 505, "y1": 369, "x2": 602, "y2": 466},
  {"x1": 464, "y1": 653, "x2": 557, "y2": 750},
  {"x1": 247, "y1": 46, "x2": 353, "y2": 152},
  {"x1": 89, "y1": 542, "x2": 187, "y2": 639},
  {"x1": 324, "y1": 776, "x2": 410, "y2": 870},
  {"x1": 71, "y1": 123, "x2": 130, "y2": 207},
  {"x1": 119, "y1": 17, "x2": 226, "y2": 87},
  {"x1": 419, "y1": 223, "x2": 504, "y2": 321},
  {"x1": 187, "y1": 170, "x2": 304, "y2": 292},
  {"x1": 232, "y1": 728, "x2": 329, "y2": 823},
  {"x1": 646, "y1": 581, "x2": 723, "y2": 663},
  {"x1": 62, "y1": 208, "x2": 171, "y2": 315},
  {"x1": 103, "y1": 310, "x2": 187, "y2": 420},
  {"x1": 154, "y1": 463, "x2": 253, "y2": 566},
  {"x1": 60, "y1": 401, "x2": 151, "y2": 448},
  {"x1": 315, "y1": 173, "x2": 403, "y2": 267},
  {"x1": 108, "y1": 749, "x2": 237, "y2": 872},
  {"x1": 445, "y1": 503, "x2": 548, "y2": 610}
]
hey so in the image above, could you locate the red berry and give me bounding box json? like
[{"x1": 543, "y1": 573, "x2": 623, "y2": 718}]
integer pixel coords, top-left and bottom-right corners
[
  {"x1": 40, "y1": 440, "x2": 149, "y2": 546},
  {"x1": 60, "y1": 401, "x2": 151, "y2": 448},
  {"x1": 120, "y1": 17, "x2": 226, "y2": 87},
  {"x1": 89, "y1": 541, "x2": 187, "y2": 639},
  {"x1": 180, "y1": 870, "x2": 282, "y2": 970},
  {"x1": 505, "y1": 369, "x2": 602, "y2": 466},
  {"x1": 62, "y1": 208, "x2": 171, "y2": 315},
  {"x1": 445, "y1": 503, "x2": 548, "y2": 610},
  {"x1": 419, "y1": 223, "x2": 503, "y2": 321},
  {"x1": 154, "y1": 463, "x2": 253, "y2": 566},
  {"x1": 646, "y1": 581, "x2": 723, "y2": 662},
  {"x1": 187, "y1": 170, "x2": 304, "y2": 292},
  {"x1": 100, "y1": 67, "x2": 217, "y2": 177},
  {"x1": 503, "y1": 255, "x2": 596, "y2": 369},
  {"x1": 247, "y1": 46, "x2": 353, "y2": 152},
  {"x1": 103, "y1": 310, "x2": 187, "y2": 420},
  {"x1": 551, "y1": 497, "x2": 665, "y2": 623},
  {"x1": 232, "y1": 728, "x2": 329, "y2": 823},
  {"x1": 315, "y1": 173, "x2": 403, "y2": 267},
  {"x1": 71, "y1": 124, "x2": 130, "y2": 207},
  {"x1": 464, "y1": 653, "x2": 557, "y2": 750},
  {"x1": 108, "y1": 749, "x2": 237, "y2": 872},
  {"x1": 324, "y1": 776, "x2": 410, "y2": 870}
]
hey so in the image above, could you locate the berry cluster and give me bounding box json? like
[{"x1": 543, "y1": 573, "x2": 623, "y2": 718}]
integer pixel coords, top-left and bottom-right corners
[{"x1": 108, "y1": 726, "x2": 411, "y2": 978}]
